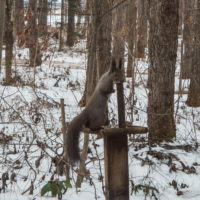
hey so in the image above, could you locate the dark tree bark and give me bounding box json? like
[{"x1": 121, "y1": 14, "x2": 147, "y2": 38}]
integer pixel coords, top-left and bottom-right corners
[
  {"x1": 66, "y1": 0, "x2": 77, "y2": 47},
  {"x1": 28, "y1": 0, "x2": 42, "y2": 67},
  {"x1": 76, "y1": 0, "x2": 82, "y2": 29},
  {"x1": 136, "y1": 0, "x2": 148, "y2": 58},
  {"x1": 0, "y1": 0, "x2": 6, "y2": 71},
  {"x1": 186, "y1": 0, "x2": 200, "y2": 107},
  {"x1": 5, "y1": 0, "x2": 14, "y2": 85},
  {"x1": 127, "y1": 0, "x2": 137, "y2": 77},
  {"x1": 147, "y1": 0, "x2": 157, "y2": 89},
  {"x1": 181, "y1": 0, "x2": 193, "y2": 79},
  {"x1": 38, "y1": 0, "x2": 48, "y2": 36},
  {"x1": 15, "y1": 0, "x2": 24, "y2": 36},
  {"x1": 59, "y1": 0, "x2": 65, "y2": 50},
  {"x1": 112, "y1": 1, "x2": 126, "y2": 60},
  {"x1": 85, "y1": 0, "x2": 92, "y2": 49},
  {"x1": 96, "y1": 0, "x2": 112, "y2": 78},
  {"x1": 147, "y1": 0, "x2": 179, "y2": 142}
]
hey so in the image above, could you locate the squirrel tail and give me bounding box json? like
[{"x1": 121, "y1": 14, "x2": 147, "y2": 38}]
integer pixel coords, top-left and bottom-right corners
[{"x1": 66, "y1": 111, "x2": 87, "y2": 164}]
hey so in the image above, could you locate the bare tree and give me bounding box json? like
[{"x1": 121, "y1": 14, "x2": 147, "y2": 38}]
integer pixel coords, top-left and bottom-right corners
[
  {"x1": 38, "y1": 0, "x2": 48, "y2": 37},
  {"x1": 5, "y1": 0, "x2": 14, "y2": 85},
  {"x1": 181, "y1": 0, "x2": 193, "y2": 79},
  {"x1": 15, "y1": 0, "x2": 24, "y2": 36},
  {"x1": 112, "y1": 1, "x2": 126, "y2": 60},
  {"x1": 136, "y1": 0, "x2": 147, "y2": 58},
  {"x1": 147, "y1": 0, "x2": 157, "y2": 89},
  {"x1": 147, "y1": 0, "x2": 179, "y2": 142},
  {"x1": 0, "y1": 0, "x2": 6, "y2": 71},
  {"x1": 66, "y1": 0, "x2": 77, "y2": 47},
  {"x1": 59, "y1": 0, "x2": 65, "y2": 50},
  {"x1": 127, "y1": 0, "x2": 137, "y2": 77},
  {"x1": 28, "y1": 0, "x2": 42, "y2": 67},
  {"x1": 186, "y1": 0, "x2": 200, "y2": 107},
  {"x1": 96, "y1": 0, "x2": 112, "y2": 78}
]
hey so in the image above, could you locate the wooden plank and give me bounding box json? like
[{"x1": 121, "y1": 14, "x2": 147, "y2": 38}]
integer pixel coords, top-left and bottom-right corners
[
  {"x1": 104, "y1": 82, "x2": 129, "y2": 200},
  {"x1": 83, "y1": 126, "x2": 148, "y2": 136}
]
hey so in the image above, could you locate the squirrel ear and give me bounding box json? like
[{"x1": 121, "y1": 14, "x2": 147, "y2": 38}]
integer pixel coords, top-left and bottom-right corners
[{"x1": 110, "y1": 58, "x2": 117, "y2": 73}]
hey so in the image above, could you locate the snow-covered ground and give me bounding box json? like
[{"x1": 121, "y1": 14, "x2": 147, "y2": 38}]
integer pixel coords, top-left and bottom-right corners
[{"x1": 0, "y1": 27, "x2": 200, "y2": 200}]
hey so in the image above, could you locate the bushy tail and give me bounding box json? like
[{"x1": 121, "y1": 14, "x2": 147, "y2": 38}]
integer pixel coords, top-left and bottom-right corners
[{"x1": 66, "y1": 111, "x2": 86, "y2": 164}]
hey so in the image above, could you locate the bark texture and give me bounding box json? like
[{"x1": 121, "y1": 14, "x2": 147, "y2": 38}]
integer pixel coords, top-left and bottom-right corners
[
  {"x1": 136, "y1": 0, "x2": 147, "y2": 58},
  {"x1": 5, "y1": 0, "x2": 14, "y2": 85},
  {"x1": 67, "y1": 0, "x2": 76, "y2": 47},
  {"x1": 186, "y1": 0, "x2": 200, "y2": 107},
  {"x1": 147, "y1": 0, "x2": 179, "y2": 142},
  {"x1": 96, "y1": 0, "x2": 112, "y2": 79},
  {"x1": 28, "y1": 0, "x2": 42, "y2": 67},
  {"x1": 127, "y1": 0, "x2": 137, "y2": 77},
  {"x1": 15, "y1": 0, "x2": 24, "y2": 36},
  {"x1": 181, "y1": 0, "x2": 193, "y2": 79},
  {"x1": 38, "y1": 0, "x2": 48, "y2": 36},
  {"x1": 0, "y1": 0, "x2": 6, "y2": 70}
]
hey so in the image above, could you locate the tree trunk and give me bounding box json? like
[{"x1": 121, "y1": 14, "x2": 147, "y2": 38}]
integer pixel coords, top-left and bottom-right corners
[
  {"x1": 15, "y1": 0, "x2": 24, "y2": 36},
  {"x1": 136, "y1": 0, "x2": 148, "y2": 58},
  {"x1": 76, "y1": 0, "x2": 82, "y2": 29},
  {"x1": 78, "y1": 0, "x2": 92, "y2": 106},
  {"x1": 28, "y1": 0, "x2": 42, "y2": 67},
  {"x1": 66, "y1": 0, "x2": 76, "y2": 47},
  {"x1": 76, "y1": 0, "x2": 98, "y2": 188},
  {"x1": 147, "y1": 0, "x2": 157, "y2": 89},
  {"x1": 0, "y1": 0, "x2": 5, "y2": 71},
  {"x1": 112, "y1": 1, "x2": 126, "y2": 60},
  {"x1": 85, "y1": 0, "x2": 92, "y2": 49},
  {"x1": 181, "y1": 0, "x2": 193, "y2": 79},
  {"x1": 59, "y1": 0, "x2": 64, "y2": 50},
  {"x1": 38, "y1": 0, "x2": 48, "y2": 37},
  {"x1": 127, "y1": 0, "x2": 137, "y2": 77},
  {"x1": 186, "y1": 0, "x2": 200, "y2": 107},
  {"x1": 5, "y1": 0, "x2": 14, "y2": 85},
  {"x1": 147, "y1": 0, "x2": 179, "y2": 142},
  {"x1": 96, "y1": 0, "x2": 112, "y2": 78}
]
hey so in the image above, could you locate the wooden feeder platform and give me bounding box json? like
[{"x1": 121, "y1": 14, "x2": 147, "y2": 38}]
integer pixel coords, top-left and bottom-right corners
[{"x1": 83, "y1": 125, "x2": 148, "y2": 136}]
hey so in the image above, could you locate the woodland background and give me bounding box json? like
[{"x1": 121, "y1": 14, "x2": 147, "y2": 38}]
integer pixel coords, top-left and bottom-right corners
[{"x1": 0, "y1": 0, "x2": 200, "y2": 200}]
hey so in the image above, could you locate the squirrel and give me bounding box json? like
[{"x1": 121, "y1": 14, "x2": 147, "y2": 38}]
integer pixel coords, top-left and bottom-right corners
[{"x1": 66, "y1": 58, "x2": 118, "y2": 164}]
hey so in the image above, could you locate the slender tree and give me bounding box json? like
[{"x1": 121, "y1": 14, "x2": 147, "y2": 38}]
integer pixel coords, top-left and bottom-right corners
[
  {"x1": 5, "y1": 0, "x2": 14, "y2": 85},
  {"x1": 136, "y1": 0, "x2": 147, "y2": 58},
  {"x1": 28, "y1": 0, "x2": 42, "y2": 67},
  {"x1": 15, "y1": 0, "x2": 24, "y2": 36},
  {"x1": 127, "y1": 0, "x2": 137, "y2": 77},
  {"x1": 186, "y1": 0, "x2": 200, "y2": 107},
  {"x1": 0, "y1": 0, "x2": 6, "y2": 71},
  {"x1": 96, "y1": 0, "x2": 112, "y2": 78},
  {"x1": 147, "y1": 0, "x2": 179, "y2": 142},
  {"x1": 59, "y1": 0, "x2": 65, "y2": 50},
  {"x1": 66, "y1": 0, "x2": 77, "y2": 47},
  {"x1": 147, "y1": 0, "x2": 157, "y2": 89},
  {"x1": 38, "y1": 0, "x2": 48, "y2": 37},
  {"x1": 181, "y1": 0, "x2": 193, "y2": 79}
]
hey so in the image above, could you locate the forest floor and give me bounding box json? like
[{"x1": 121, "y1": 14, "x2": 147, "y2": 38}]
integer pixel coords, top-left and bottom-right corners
[{"x1": 0, "y1": 37, "x2": 200, "y2": 200}]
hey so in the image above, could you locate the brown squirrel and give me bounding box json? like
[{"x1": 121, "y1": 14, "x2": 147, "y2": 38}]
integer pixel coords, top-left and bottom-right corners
[{"x1": 66, "y1": 59, "x2": 117, "y2": 164}]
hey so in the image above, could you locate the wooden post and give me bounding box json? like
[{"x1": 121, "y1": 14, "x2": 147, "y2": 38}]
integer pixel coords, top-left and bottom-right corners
[
  {"x1": 60, "y1": 98, "x2": 70, "y2": 180},
  {"x1": 104, "y1": 60, "x2": 129, "y2": 200}
]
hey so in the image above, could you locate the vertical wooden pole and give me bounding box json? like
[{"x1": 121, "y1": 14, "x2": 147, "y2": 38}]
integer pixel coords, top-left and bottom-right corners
[
  {"x1": 104, "y1": 80, "x2": 129, "y2": 199},
  {"x1": 60, "y1": 99, "x2": 70, "y2": 180}
]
